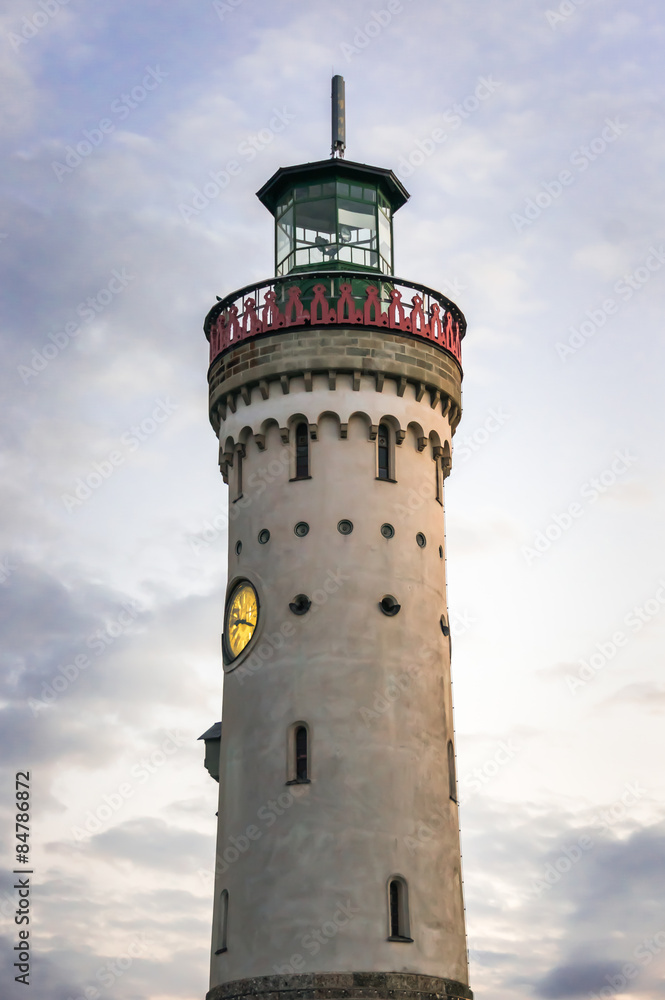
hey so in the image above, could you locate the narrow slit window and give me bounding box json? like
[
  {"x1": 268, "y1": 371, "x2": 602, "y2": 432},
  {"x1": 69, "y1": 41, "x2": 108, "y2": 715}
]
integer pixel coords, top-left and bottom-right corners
[
  {"x1": 435, "y1": 455, "x2": 442, "y2": 504},
  {"x1": 388, "y1": 877, "x2": 411, "y2": 941},
  {"x1": 448, "y1": 740, "x2": 457, "y2": 802},
  {"x1": 390, "y1": 880, "x2": 400, "y2": 937},
  {"x1": 378, "y1": 423, "x2": 390, "y2": 480},
  {"x1": 235, "y1": 450, "x2": 243, "y2": 499},
  {"x1": 295, "y1": 725, "x2": 308, "y2": 781},
  {"x1": 295, "y1": 422, "x2": 309, "y2": 478},
  {"x1": 215, "y1": 889, "x2": 228, "y2": 954},
  {"x1": 442, "y1": 443, "x2": 451, "y2": 485}
]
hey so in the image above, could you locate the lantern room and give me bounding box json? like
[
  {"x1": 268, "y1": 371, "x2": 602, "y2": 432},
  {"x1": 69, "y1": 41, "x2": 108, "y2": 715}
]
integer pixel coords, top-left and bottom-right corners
[{"x1": 256, "y1": 159, "x2": 409, "y2": 278}]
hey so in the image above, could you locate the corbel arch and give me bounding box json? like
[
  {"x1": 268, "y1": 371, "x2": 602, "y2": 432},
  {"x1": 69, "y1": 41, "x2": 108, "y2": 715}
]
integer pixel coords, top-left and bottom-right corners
[
  {"x1": 406, "y1": 420, "x2": 426, "y2": 452},
  {"x1": 317, "y1": 410, "x2": 343, "y2": 441},
  {"x1": 348, "y1": 410, "x2": 373, "y2": 441}
]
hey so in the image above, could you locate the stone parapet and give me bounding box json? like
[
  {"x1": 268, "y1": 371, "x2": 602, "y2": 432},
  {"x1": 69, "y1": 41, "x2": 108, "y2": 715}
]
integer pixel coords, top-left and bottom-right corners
[
  {"x1": 207, "y1": 973, "x2": 473, "y2": 1000},
  {"x1": 208, "y1": 326, "x2": 463, "y2": 435}
]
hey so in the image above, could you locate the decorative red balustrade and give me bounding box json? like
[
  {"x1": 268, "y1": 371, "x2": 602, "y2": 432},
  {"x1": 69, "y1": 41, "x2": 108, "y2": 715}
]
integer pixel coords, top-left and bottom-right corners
[{"x1": 205, "y1": 272, "x2": 465, "y2": 367}]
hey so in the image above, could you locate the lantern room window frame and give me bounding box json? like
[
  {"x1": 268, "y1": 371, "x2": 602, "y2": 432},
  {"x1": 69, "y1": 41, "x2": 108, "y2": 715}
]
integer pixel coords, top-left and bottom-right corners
[{"x1": 274, "y1": 181, "x2": 394, "y2": 277}]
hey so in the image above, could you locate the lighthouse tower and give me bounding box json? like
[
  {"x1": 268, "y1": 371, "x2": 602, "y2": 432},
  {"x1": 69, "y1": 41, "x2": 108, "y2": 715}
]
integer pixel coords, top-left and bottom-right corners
[{"x1": 200, "y1": 78, "x2": 472, "y2": 1000}]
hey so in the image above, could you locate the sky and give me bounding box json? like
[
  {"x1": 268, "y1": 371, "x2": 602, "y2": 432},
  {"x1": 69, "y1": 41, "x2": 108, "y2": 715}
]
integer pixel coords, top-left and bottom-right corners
[{"x1": 1, "y1": 1, "x2": 664, "y2": 998}]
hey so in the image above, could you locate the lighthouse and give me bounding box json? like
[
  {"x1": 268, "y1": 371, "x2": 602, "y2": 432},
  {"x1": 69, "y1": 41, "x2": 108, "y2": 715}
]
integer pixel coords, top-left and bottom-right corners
[{"x1": 200, "y1": 78, "x2": 472, "y2": 1000}]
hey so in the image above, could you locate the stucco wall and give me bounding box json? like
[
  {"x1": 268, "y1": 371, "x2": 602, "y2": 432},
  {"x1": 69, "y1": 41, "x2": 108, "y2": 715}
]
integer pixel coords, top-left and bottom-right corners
[{"x1": 207, "y1": 328, "x2": 469, "y2": 994}]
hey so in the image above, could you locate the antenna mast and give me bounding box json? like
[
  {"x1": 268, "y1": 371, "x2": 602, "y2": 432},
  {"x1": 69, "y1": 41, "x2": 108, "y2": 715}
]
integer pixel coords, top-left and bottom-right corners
[{"x1": 331, "y1": 75, "x2": 346, "y2": 158}]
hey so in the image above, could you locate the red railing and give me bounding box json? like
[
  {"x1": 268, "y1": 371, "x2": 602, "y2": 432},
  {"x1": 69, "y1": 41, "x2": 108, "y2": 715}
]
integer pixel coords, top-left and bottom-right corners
[{"x1": 204, "y1": 272, "x2": 465, "y2": 367}]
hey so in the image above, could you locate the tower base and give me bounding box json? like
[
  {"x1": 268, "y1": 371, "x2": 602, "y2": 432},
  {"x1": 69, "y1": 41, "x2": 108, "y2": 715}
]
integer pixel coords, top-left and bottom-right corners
[{"x1": 207, "y1": 973, "x2": 473, "y2": 1000}]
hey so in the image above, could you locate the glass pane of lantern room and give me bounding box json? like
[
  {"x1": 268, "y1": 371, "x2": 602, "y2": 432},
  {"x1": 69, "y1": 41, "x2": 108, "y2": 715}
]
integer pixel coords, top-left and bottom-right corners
[
  {"x1": 276, "y1": 207, "x2": 294, "y2": 266},
  {"x1": 378, "y1": 206, "x2": 392, "y2": 270},
  {"x1": 295, "y1": 198, "x2": 336, "y2": 265},
  {"x1": 338, "y1": 199, "x2": 377, "y2": 251}
]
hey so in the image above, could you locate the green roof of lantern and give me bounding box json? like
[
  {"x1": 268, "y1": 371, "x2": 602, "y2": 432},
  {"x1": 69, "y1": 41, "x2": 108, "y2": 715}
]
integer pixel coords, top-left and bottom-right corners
[{"x1": 256, "y1": 158, "x2": 410, "y2": 216}]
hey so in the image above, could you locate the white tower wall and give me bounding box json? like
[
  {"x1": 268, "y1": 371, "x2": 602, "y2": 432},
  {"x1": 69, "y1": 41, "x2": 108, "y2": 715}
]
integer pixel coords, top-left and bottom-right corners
[{"x1": 205, "y1": 326, "x2": 471, "y2": 1000}]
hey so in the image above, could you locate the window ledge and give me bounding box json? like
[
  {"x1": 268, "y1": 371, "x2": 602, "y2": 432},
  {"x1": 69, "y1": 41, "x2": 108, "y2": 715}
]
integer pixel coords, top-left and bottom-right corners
[
  {"x1": 376, "y1": 477, "x2": 397, "y2": 483},
  {"x1": 232, "y1": 494, "x2": 244, "y2": 503},
  {"x1": 286, "y1": 778, "x2": 311, "y2": 785},
  {"x1": 289, "y1": 476, "x2": 312, "y2": 482},
  {"x1": 214, "y1": 948, "x2": 228, "y2": 955},
  {"x1": 388, "y1": 935, "x2": 414, "y2": 943}
]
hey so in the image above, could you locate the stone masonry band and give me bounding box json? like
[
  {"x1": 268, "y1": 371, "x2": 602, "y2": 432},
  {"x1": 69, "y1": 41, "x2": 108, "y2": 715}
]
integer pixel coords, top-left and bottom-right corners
[
  {"x1": 206, "y1": 973, "x2": 473, "y2": 1000},
  {"x1": 207, "y1": 327, "x2": 463, "y2": 436}
]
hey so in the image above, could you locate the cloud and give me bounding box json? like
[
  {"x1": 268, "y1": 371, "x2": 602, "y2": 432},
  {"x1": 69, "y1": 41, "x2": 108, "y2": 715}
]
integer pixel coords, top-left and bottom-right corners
[
  {"x1": 84, "y1": 817, "x2": 214, "y2": 870},
  {"x1": 2, "y1": 2, "x2": 665, "y2": 998},
  {"x1": 535, "y1": 960, "x2": 624, "y2": 998},
  {"x1": 603, "y1": 682, "x2": 665, "y2": 710}
]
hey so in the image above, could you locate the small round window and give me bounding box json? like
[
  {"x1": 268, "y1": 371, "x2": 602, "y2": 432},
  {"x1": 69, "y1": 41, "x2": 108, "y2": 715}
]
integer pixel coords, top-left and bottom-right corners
[
  {"x1": 416, "y1": 533, "x2": 426, "y2": 548},
  {"x1": 294, "y1": 522, "x2": 310, "y2": 537},
  {"x1": 258, "y1": 529, "x2": 270, "y2": 544},
  {"x1": 380, "y1": 523, "x2": 395, "y2": 539},
  {"x1": 380, "y1": 595, "x2": 401, "y2": 616},
  {"x1": 235, "y1": 540, "x2": 242, "y2": 555},
  {"x1": 337, "y1": 519, "x2": 353, "y2": 535},
  {"x1": 289, "y1": 594, "x2": 311, "y2": 615}
]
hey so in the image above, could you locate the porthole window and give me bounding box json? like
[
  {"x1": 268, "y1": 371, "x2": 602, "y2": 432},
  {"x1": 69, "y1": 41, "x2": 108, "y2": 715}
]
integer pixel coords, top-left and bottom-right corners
[
  {"x1": 235, "y1": 540, "x2": 242, "y2": 555},
  {"x1": 416, "y1": 532, "x2": 426, "y2": 548},
  {"x1": 379, "y1": 595, "x2": 401, "y2": 616},
  {"x1": 380, "y1": 523, "x2": 395, "y2": 539},
  {"x1": 294, "y1": 522, "x2": 309, "y2": 537},
  {"x1": 289, "y1": 594, "x2": 311, "y2": 615},
  {"x1": 258, "y1": 529, "x2": 270, "y2": 545},
  {"x1": 337, "y1": 519, "x2": 353, "y2": 535}
]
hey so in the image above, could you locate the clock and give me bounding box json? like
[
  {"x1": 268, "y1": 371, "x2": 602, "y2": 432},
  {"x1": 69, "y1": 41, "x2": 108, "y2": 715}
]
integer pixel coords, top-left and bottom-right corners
[{"x1": 224, "y1": 581, "x2": 259, "y2": 663}]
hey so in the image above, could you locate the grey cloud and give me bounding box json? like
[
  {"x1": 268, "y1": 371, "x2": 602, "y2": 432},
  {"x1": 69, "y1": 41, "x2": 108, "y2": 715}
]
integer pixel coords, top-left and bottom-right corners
[
  {"x1": 567, "y1": 824, "x2": 665, "y2": 922},
  {"x1": 464, "y1": 801, "x2": 665, "y2": 995},
  {"x1": 470, "y1": 949, "x2": 517, "y2": 967},
  {"x1": 85, "y1": 816, "x2": 214, "y2": 870},
  {"x1": 535, "y1": 960, "x2": 625, "y2": 998},
  {"x1": 0, "y1": 704, "x2": 120, "y2": 767}
]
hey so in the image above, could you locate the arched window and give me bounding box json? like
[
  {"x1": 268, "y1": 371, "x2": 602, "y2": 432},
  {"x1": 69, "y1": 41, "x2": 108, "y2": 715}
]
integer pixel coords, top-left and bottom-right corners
[
  {"x1": 235, "y1": 449, "x2": 243, "y2": 499},
  {"x1": 295, "y1": 726, "x2": 308, "y2": 781},
  {"x1": 287, "y1": 723, "x2": 311, "y2": 784},
  {"x1": 448, "y1": 740, "x2": 457, "y2": 802},
  {"x1": 295, "y1": 422, "x2": 309, "y2": 479},
  {"x1": 432, "y1": 444, "x2": 444, "y2": 504},
  {"x1": 442, "y1": 442, "x2": 451, "y2": 484},
  {"x1": 215, "y1": 889, "x2": 228, "y2": 954},
  {"x1": 377, "y1": 423, "x2": 390, "y2": 480},
  {"x1": 387, "y1": 876, "x2": 412, "y2": 941}
]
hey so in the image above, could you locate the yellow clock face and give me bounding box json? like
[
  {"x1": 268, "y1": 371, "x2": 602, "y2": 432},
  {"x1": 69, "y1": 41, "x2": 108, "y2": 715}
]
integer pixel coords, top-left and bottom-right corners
[{"x1": 224, "y1": 581, "x2": 258, "y2": 661}]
